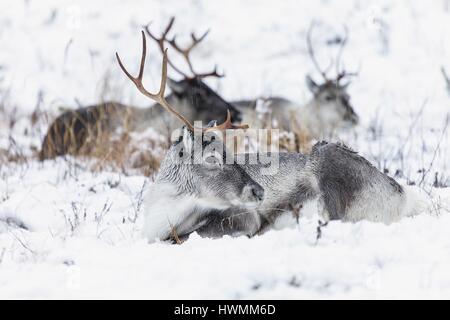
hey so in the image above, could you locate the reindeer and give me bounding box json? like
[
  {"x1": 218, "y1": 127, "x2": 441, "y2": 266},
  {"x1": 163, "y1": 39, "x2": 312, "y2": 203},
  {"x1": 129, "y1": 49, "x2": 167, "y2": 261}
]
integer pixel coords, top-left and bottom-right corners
[
  {"x1": 39, "y1": 17, "x2": 241, "y2": 160},
  {"x1": 239, "y1": 141, "x2": 412, "y2": 231},
  {"x1": 119, "y1": 32, "x2": 414, "y2": 243},
  {"x1": 116, "y1": 32, "x2": 263, "y2": 242},
  {"x1": 232, "y1": 23, "x2": 359, "y2": 141}
]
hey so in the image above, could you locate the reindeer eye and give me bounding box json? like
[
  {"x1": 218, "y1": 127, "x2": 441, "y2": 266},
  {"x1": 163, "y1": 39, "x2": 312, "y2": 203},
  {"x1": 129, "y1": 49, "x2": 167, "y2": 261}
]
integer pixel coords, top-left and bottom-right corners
[
  {"x1": 205, "y1": 156, "x2": 218, "y2": 165},
  {"x1": 179, "y1": 149, "x2": 184, "y2": 158},
  {"x1": 203, "y1": 154, "x2": 223, "y2": 169}
]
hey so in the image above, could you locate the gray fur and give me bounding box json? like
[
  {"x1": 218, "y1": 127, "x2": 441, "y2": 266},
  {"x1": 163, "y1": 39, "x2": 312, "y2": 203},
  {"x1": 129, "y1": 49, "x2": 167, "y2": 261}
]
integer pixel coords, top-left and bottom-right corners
[
  {"x1": 238, "y1": 141, "x2": 405, "y2": 226},
  {"x1": 143, "y1": 132, "x2": 407, "y2": 241},
  {"x1": 142, "y1": 127, "x2": 264, "y2": 242},
  {"x1": 182, "y1": 206, "x2": 262, "y2": 241}
]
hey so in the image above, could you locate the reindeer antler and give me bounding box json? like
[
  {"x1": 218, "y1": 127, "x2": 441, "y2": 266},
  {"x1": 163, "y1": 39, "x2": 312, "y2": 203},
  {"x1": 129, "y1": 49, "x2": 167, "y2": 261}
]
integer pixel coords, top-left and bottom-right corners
[
  {"x1": 168, "y1": 30, "x2": 224, "y2": 78},
  {"x1": 144, "y1": 17, "x2": 189, "y2": 78},
  {"x1": 116, "y1": 31, "x2": 194, "y2": 131},
  {"x1": 335, "y1": 25, "x2": 358, "y2": 84},
  {"x1": 116, "y1": 32, "x2": 246, "y2": 133},
  {"x1": 335, "y1": 25, "x2": 348, "y2": 79},
  {"x1": 205, "y1": 110, "x2": 248, "y2": 132},
  {"x1": 145, "y1": 16, "x2": 223, "y2": 79},
  {"x1": 307, "y1": 21, "x2": 331, "y2": 82},
  {"x1": 307, "y1": 22, "x2": 358, "y2": 85}
]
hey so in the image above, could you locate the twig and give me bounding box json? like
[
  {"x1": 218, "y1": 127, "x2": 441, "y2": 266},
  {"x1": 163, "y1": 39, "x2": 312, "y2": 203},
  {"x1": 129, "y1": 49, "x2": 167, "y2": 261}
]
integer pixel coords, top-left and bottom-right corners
[
  {"x1": 441, "y1": 66, "x2": 450, "y2": 96},
  {"x1": 167, "y1": 218, "x2": 182, "y2": 244},
  {"x1": 171, "y1": 226, "x2": 182, "y2": 245},
  {"x1": 0, "y1": 248, "x2": 6, "y2": 264},
  {"x1": 315, "y1": 220, "x2": 328, "y2": 244},
  {"x1": 419, "y1": 115, "x2": 450, "y2": 189},
  {"x1": 396, "y1": 98, "x2": 428, "y2": 159},
  {"x1": 8, "y1": 229, "x2": 36, "y2": 255},
  {"x1": 129, "y1": 179, "x2": 148, "y2": 223}
]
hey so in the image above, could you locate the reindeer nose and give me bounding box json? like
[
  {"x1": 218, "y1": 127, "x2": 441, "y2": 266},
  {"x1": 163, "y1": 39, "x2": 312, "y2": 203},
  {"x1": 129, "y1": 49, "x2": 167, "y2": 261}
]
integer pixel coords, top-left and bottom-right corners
[{"x1": 251, "y1": 184, "x2": 264, "y2": 202}]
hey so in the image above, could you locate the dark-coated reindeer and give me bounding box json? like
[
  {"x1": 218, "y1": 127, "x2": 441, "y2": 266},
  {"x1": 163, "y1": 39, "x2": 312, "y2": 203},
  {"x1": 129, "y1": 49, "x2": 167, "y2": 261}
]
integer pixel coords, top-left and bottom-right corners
[
  {"x1": 39, "y1": 17, "x2": 240, "y2": 160},
  {"x1": 233, "y1": 23, "x2": 359, "y2": 140},
  {"x1": 118, "y1": 32, "x2": 415, "y2": 243}
]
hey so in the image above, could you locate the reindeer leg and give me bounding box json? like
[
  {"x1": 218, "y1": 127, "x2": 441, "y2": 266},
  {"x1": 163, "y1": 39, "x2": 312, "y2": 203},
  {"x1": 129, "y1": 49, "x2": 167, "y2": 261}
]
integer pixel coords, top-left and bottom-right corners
[{"x1": 193, "y1": 207, "x2": 262, "y2": 239}]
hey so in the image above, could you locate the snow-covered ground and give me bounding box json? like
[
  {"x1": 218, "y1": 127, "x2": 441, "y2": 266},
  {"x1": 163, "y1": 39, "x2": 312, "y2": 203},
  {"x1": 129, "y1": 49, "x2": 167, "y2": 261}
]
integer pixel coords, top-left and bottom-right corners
[{"x1": 0, "y1": 0, "x2": 449, "y2": 299}]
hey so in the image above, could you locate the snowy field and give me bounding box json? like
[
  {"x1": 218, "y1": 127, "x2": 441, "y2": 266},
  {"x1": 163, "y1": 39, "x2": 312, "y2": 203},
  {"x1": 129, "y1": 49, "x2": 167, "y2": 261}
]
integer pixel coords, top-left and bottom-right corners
[{"x1": 0, "y1": 0, "x2": 450, "y2": 299}]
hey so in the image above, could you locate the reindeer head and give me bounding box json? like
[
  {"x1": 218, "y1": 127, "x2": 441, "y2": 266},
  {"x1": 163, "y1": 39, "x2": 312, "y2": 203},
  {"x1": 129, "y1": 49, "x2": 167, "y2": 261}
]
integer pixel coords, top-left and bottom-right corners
[
  {"x1": 144, "y1": 17, "x2": 242, "y2": 123},
  {"x1": 116, "y1": 32, "x2": 263, "y2": 206},
  {"x1": 305, "y1": 75, "x2": 358, "y2": 127},
  {"x1": 161, "y1": 124, "x2": 264, "y2": 204},
  {"x1": 305, "y1": 23, "x2": 359, "y2": 129},
  {"x1": 168, "y1": 77, "x2": 242, "y2": 123}
]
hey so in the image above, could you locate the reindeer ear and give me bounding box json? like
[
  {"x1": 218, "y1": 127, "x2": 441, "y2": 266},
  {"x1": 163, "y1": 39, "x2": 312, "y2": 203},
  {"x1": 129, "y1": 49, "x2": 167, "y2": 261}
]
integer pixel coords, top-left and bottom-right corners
[
  {"x1": 180, "y1": 125, "x2": 194, "y2": 153},
  {"x1": 305, "y1": 75, "x2": 319, "y2": 95},
  {"x1": 168, "y1": 78, "x2": 188, "y2": 94}
]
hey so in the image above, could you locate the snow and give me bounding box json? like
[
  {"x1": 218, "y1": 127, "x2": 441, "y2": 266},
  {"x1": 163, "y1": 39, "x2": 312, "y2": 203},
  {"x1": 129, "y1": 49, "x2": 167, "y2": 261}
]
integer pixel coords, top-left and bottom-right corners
[{"x1": 0, "y1": 0, "x2": 450, "y2": 299}]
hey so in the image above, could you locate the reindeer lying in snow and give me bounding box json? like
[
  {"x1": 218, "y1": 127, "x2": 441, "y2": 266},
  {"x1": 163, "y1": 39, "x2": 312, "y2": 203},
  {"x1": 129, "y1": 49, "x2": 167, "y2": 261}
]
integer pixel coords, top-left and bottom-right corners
[
  {"x1": 40, "y1": 17, "x2": 240, "y2": 160},
  {"x1": 232, "y1": 24, "x2": 359, "y2": 140},
  {"x1": 117, "y1": 32, "x2": 415, "y2": 243}
]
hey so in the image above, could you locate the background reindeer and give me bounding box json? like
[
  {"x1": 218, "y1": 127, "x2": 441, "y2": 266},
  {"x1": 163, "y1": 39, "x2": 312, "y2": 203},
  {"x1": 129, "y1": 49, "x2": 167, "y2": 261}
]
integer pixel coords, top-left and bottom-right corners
[
  {"x1": 40, "y1": 17, "x2": 240, "y2": 160},
  {"x1": 232, "y1": 23, "x2": 359, "y2": 142}
]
